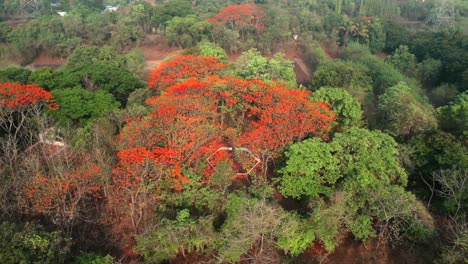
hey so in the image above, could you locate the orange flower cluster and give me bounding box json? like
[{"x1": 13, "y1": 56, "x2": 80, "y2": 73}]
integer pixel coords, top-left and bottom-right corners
[
  {"x1": 148, "y1": 55, "x2": 228, "y2": 92},
  {"x1": 206, "y1": 3, "x2": 266, "y2": 33},
  {"x1": 0, "y1": 82, "x2": 59, "y2": 110},
  {"x1": 20, "y1": 164, "x2": 102, "y2": 219},
  {"x1": 115, "y1": 58, "x2": 336, "y2": 192}
]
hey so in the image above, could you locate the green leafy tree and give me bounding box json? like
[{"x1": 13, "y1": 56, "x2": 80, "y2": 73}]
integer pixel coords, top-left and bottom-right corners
[
  {"x1": 277, "y1": 128, "x2": 433, "y2": 250},
  {"x1": 386, "y1": 45, "x2": 418, "y2": 78},
  {"x1": 339, "y1": 44, "x2": 406, "y2": 95},
  {"x1": 50, "y1": 87, "x2": 120, "y2": 127},
  {"x1": 137, "y1": 212, "x2": 217, "y2": 263},
  {"x1": 278, "y1": 138, "x2": 341, "y2": 199},
  {"x1": 406, "y1": 131, "x2": 468, "y2": 176},
  {"x1": 236, "y1": 48, "x2": 296, "y2": 85},
  {"x1": 310, "y1": 87, "x2": 362, "y2": 129},
  {"x1": 66, "y1": 46, "x2": 127, "y2": 69},
  {"x1": 198, "y1": 42, "x2": 228, "y2": 62},
  {"x1": 59, "y1": 63, "x2": 144, "y2": 105},
  {"x1": 0, "y1": 221, "x2": 71, "y2": 264},
  {"x1": 166, "y1": 15, "x2": 211, "y2": 48},
  {"x1": 383, "y1": 20, "x2": 410, "y2": 53},
  {"x1": 0, "y1": 67, "x2": 31, "y2": 83},
  {"x1": 378, "y1": 82, "x2": 438, "y2": 138},
  {"x1": 437, "y1": 92, "x2": 468, "y2": 136},
  {"x1": 310, "y1": 60, "x2": 373, "y2": 104},
  {"x1": 154, "y1": 0, "x2": 194, "y2": 31}
]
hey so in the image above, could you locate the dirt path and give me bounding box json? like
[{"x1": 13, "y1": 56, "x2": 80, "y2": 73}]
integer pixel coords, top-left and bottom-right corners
[
  {"x1": 141, "y1": 44, "x2": 180, "y2": 71},
  {"x1": 292, "y1": 57, "x2": 311, "y2": 85}
]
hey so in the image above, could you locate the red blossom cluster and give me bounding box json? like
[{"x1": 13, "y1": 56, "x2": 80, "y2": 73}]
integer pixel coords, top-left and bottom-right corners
[
  {"x1": 0, "y1": 82, "x2": 59, "y2": 110},
  {"x1": 206, "y1": 3, "x2": 266, "y2": 33},
  {"x1": 114, "y1": 58, "x2": 336, "y2": 192},
  {"x1": 20, "y1": 164, "x2": 102, "y2": 220},
  {"x1": 148, "y1": 55, "x2": 228, "y2": 92}
]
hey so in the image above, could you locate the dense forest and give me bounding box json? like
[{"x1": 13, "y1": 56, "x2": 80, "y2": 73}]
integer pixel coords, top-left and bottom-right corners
[{"x1": 0, "y1": 0, "x2": 467, "y2": 263}]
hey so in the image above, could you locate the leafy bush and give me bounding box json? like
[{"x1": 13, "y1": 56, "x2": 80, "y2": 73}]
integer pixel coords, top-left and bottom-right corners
[{"x1": 0, "y1": 221, "x2": 71, "y2": 264}]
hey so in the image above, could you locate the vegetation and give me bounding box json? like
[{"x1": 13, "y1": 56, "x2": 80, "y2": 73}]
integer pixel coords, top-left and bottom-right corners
[{"x1": 0, "y1": 0, "x2": 466, "y2": 263}]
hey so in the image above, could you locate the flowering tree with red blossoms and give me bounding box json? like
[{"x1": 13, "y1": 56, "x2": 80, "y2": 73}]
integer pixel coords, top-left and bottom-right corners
[
  {"x1": 110, "y1": 56, "x2": 335, "y2": 237},
  {"x1": 148, "y1": 54, "x2": 228, "y2": 92},
  {"x1": 0, "y1": 82, "x2": 59, "y2": 177},
  {"x1": 207, "y1": 3, "x2": 267, "y2": 36},
  {"x1": 19, "y1": 164, "x2": 102, "y2": 232}
]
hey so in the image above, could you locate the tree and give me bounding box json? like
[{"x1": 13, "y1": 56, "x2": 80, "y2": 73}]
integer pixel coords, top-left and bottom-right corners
[
  {"x1": 0, "y1": 221, "x2": 71, "y2": 264},
  {"x1": 277, "y1": 128, "x2": 434, "y2": 250},
  {"x1": 166, "y1": 16, "x2": 211, "y2": 48},
  {"x1": 0, "y1": 67, "x2": 32, "y2": 83},
  {"x1": 0, "y1": 82, "x2": 58, "y2": 174},
  {"x1": 198, "y1": 42, "x2": 228, "y2": 62},
  {"x1": 310, "y1": 87, "x2": 362, "y2": 129},
  {"x1": 386, "y1": 45, "x2": 418, "y2": 78},
  {"x1": 437, "y1": 92, "x2": 467, "y2": 136},
  {"x1": 383, "y1": 20, "x2": 410, "y2": 53},
  {"x1": 113, "y1": 71, "x2": 335, "y2": 246},
  {"x1": 49, "y1": 87, "x2": 120, "y2": 127},
  {"x1": 278, "y1": 138, "x2": 340, "y2": 199},
  {"x1": 339, "y1": 44, "x2": 406, "y2": 96},
  {"x1": 217, "y1": 194, "x2": 288, "y2": 263},
  {"x1": 154, "y1": 0, "x2": 194, "y2": 31},
  {"x1": 59, "y1": 63, "x2": 144, "y2": 105},
  {"x1": 310, "y1": 60, "x2": 373, "y2": 104},
  {"x1": 207, "y1": 3, "x2": 266, "y2": 35},
  {"x1": 147, "y1": 55, "x2": 228, "y2": 92},
  {"x1": 19, "y1": 164, "x2": 103, "y2": 231},
  {"x1": 66, "y1": 46, "x2": 127, "y2": 69},
  {"x1": 378, "y1": 82, "x2": 438, "y2": 138},
  {"x1": 405, "y1": 131, "x2": 468, "y2": 176}
]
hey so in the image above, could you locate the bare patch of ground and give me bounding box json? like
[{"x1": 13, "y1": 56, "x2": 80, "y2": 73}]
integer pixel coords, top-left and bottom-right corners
[
  {"x1": 141, "y1": 41, "x2": 180, "y2": 71},
  {"x1": 28, "y1": 52, "x2": 66, "y2": 69}
]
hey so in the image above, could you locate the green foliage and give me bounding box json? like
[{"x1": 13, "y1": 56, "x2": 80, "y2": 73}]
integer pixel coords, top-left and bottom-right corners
[
  {"x1": 383, "y1": 20, "x2": 410, "y2": 53},
  {"x1": 73, "y1": 253, "x2": 114, "y2": 264},
  {"x1": 166, "y1": 15, "x2": 211, "y2": 48},
  {"x1": 0, "y1": 221, "x2": 71, "y2": 264},
  {"x1": 236, "y1": 48, "x2": 296, "y2": 85},
  {"x1": 339, "y1": 44, "x2": 406, "y2": 95},
  {"x1": 386, "y1": 45, "x2": 418, "y2": 78},
  {"x1": 406, "y1": 131, "x2": 468, "y2": 175},
  {"x1": 310, "y1": 60, "x2": 373, "y2": 104},
  {"x1": 417, "y1": 58, "x2": 442, "y2": 87},
  {"x1": 154, "y1": 0, "x2": 194, "y2": 30},
  {"x1": 303, "y1": 41, "x2": 329, "y2": 69},
  {"x1": 279, "y1": 128, "x2": 408, "y2": 198},
  {"x1": 277, "y1": 214, "x2": 315, "y2": 256},
  {"x1": 409, "y1": 30, "x2": 468, "y2": 89},
  {"x1": 66, "y1": 46, "x2": 127, "y2": 69},
  {"x1": 59, "y1": 63, "x2": 144, "y2": 105},
  {"x1": 310, "y1": 87, "x2": 362, "y2": 129},
  {"x1": 437, "y1": 230, "x2": 468, "y2": 264},
  {"x1": 137, "y1": 215, "x2": 217, "y2": 263},
  {"x1": 367, "y1": 17, "x2": 386, "y2": 53},
  {"x1": 197, "y1": 42, "x2": 228, "y2": 62},
  {"x1": 428, "y1": 83, "x2": 459, "y2": 107},
  {"x1": 378, "y1": 82, "x2": 437, "y2": 138},
  {"x1": 218, "y1": 194, "x2": 288, "y2": 262},
  {"x1": 236, "y1": 48, "x2": 269, "y2": 80},
  {"x1": 309, "y1": 200, "x2": 347, "y2": 251},
  {"x1": 50, "y1": 87, "x2": 120, "y2": 127},
  {"x1": 28, "y1": 67, "x2": 63, "y2": 91},
  {"x1": 0, "y1": 67, "x2": 31, "y2": 83},
  {"x1": 278, "y1": 138, "x2": 341, "y2": 199},
  {"x1": 349, "y1": 215, "x2": 376, "y2": 240},
  {"x1": 0, "y1": 23, "x2": 12, "y2": 43},
  {"x1": 437, "y1": 92, "x2": 468, "y2": 136}
]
